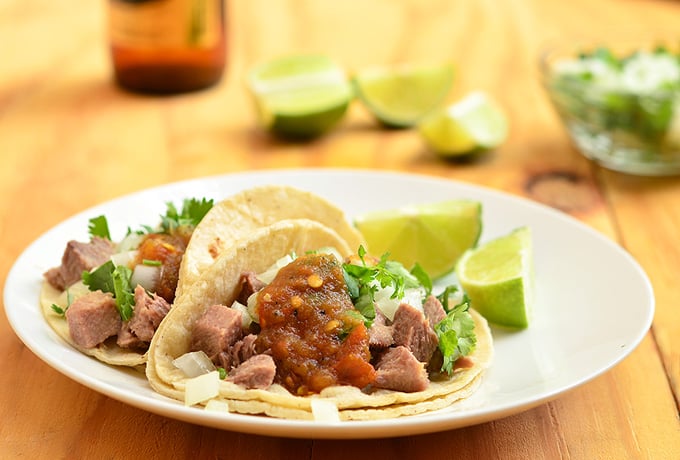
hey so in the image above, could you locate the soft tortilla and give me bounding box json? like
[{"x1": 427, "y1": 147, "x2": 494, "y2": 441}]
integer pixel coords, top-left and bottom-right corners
[
  {"x1": 147, "y1": 218, "x2": 353, "y2": 399},
  {"x1": 147, "y1": 219, "x2": 493, "y2": 419},
  {"x1": 175, "y1": 185, "x2": 365, "y2": 298},
  {"x1": 40, "y1": 283, "x2": 147, "y2": 366}
]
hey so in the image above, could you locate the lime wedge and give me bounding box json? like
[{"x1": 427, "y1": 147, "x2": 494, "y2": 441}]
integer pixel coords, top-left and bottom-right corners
[
  {"x1": 353, "y1": 63, "x2": 455, "y2": 128},
  {"x1": 419, "y1": 91, "x2": 509, "y2": 156},
  {"x1": 247, "y1": 55, "x2": 353, "y2": 139},
  {"x1": 456, "y1": 226, "x2": 533, "y2": 328},
  {"x1": 354, "y1": 200, "x2": 482, "y2": 279}
]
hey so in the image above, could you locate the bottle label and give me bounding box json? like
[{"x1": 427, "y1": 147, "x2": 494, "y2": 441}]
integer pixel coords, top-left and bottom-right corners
[{"x1": 109, "y1": 0, "x2": 222, "y2": 49}]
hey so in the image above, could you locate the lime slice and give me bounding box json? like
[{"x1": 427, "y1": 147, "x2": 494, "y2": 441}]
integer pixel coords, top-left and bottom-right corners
[
  {"x1": 247, "y1": 55, "x2": 353, "y2": 139},
  {"x1": 419, "y1": 91, "x2": 509, "y2": 156},
  {"x1": 456, "y1": 226, "x2": 533, "y2": 328},
  {"x1": 353, "y1": 63, "x2": 455, "y2": 127},
  {"x1": 354, "y1": 200, "x2": 482, "y2": 279}
]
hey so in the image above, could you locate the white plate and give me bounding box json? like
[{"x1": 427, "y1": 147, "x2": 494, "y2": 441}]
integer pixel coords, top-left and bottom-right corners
[{"x1": 4, "y1": 169, "x2": 654, "y2": 439}]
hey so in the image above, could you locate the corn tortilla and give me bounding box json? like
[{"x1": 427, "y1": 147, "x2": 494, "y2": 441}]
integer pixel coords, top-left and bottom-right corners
[
  {"x1": 147, "y1": 219, "x2": 493, "y2": 420},
  {"x1": 176, "y1": 185, "x2": 365, "y2": 298}
]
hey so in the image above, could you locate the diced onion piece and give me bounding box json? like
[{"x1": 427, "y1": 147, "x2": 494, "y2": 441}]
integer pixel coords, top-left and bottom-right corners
[
  {"x1": 173, "y1": 351, "x2": 216, "y2": 378},
  {"x1": 110, "y1": 250, "x2": 138, "y2": 267},
  {"x1": 374, "y1": 285, "x2": 399, "y2": 321},
  {"x1": 247, "y1": 292, "x2": 260, "y2": 324},
  {"x1": 231, "y1": 300, "x2": 252, "y2": 329},
  {"x1": 204, "y1": 399, "x2": 230, "y2": 413},
  {"x1": 185, "y1": 371, "x2": 220, "y2": 406},
  {"x1": 311, "y1": 399, "x2": 340, "y2": 422},
  {"x1": 118, "y1": 232, "x2": 146, "y2": 252},
  {"x1": 401, "y1": 287, "x2": 426, "y2": 312},
  {"x1": 257, "y1": 254, "x2": 295, "y2": 284},
  {"x1": 130, "y1": 264, "x2": 160, "y2": 291}
]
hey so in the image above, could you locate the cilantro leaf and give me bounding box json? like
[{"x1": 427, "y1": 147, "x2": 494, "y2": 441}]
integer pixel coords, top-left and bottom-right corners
[
  {"x1": 82, "y1": 260, "x2": 117, "y2": 293},
  {"x1": 51, "y1": 288, "x2": 76, "y2": 316},
  {"x1": 409, "y1": 263, "x2": 432, "y2": 296},
  {"x1": 161, "y1": 197, "x2": 214, "y2": 234},
  {"x1": 342, "y1": 246, "x2": 432, "y2": 326},
  {"x1": 434, "y1": 298, "x2": 476, "y2": 374},
  {"x1": 88, "y1": 215, "x2": 111, "y2": 240},
  {"x1": 112, "y1": 265, "x2": 135, "y2": 321},
  {"x1": 82, "y1": 260, "x2": 134, "y2": 321}
]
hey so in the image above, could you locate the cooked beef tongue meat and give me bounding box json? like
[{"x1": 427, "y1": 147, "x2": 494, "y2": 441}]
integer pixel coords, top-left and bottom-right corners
[
  {"x1": 368, "y1": 308, "x2": 394, "y2": 350},
  {"x1": 373, "y1": 346, "x2": 429, "y2": 392},
  {"x1": 236, "y1": 271, "x2": 266, "y2": 305},
  {"x1": 117, "y1": 285, "x2": 172, "y2": 349},
  {"x1": 66, "y1": 290, "x2": 121, "y2": 348},
  {"x1": 44, "y1": 237, "x2": 116, "y2": 290},
  {"x1": 190, "y1": 305, "x2": 244, "y2": 365},
  {"x1": 128, "y1": 285, "x2": 171, "y2": 342},
  {"x1": 227, "y1": 354, "x2": 276, "y2": 389},
  {"x1": 391, "y1": 303, "x2": 439, "y2": 363},
  {"x1": 422, "y1": 295, "x2": 447, "y2": 326}
]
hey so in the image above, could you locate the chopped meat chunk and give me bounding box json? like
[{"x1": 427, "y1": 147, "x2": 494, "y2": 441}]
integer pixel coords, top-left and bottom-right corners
[
  {"x1": 391, "y1": 303, "x2": 439, "y2": 363},
  {"x1": 374, "y1": 346, "x2": 429, "y2": 392},
  {"x1": 44, "y1": 237, "x2": 116, "y2": 290},
  {"x1": 116, "y1": 285, "x2": 171, "y2": 349},
  {"x1": 65, "y1": 290, "x2": 121, "y2": 348},
  {"x1": 236, "y1": 271, "x2": 265, "y2": 305},
  {"x1": 423, "y1": 295, "x2": 446, "y2": 326},
  {"x1": 128, "y1": 285, "x2": 171, "y2": 342},
  {"x1": 228, "y1": 354, "x2": 276, "y2": 389},
  {"x1": 190, "y1": 305, "x2": 243, "y2": 364},
  {"x1": 231, "y1": 333, "x2": 259, "y2": 368},
  {"x1": 116, "y1": 322, "x2": 146, "y2": 349},
  {"x1": 368, "y1": 308, "x2": 393, "y2": 349}
]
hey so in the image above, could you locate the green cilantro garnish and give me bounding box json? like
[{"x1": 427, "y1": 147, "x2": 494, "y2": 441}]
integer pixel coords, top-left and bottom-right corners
[
  {"x1": 161, "y1": 197, "x2": 214, "y2": 234},
  {"x1": 217, "y1": 367, "x2": 227, "y2": 380},
  {"x1": 51, "y1": 289, "x2": 75, "y2": 317},
  {"x1": 434, "y1": 296, "x2": 476, "y2": 374},
  {"x1": 82, "y1": 260, "x2": 135, "y2": 321},
  {"x1": 88, "y1": 215, "x2": 111, "y2": 240},
  {"x1": 82, "y1": 260, "x2": 116, "y2": 294},
  {"x1": 342, "y1": 246, "x2": 424, "y2": 325}
]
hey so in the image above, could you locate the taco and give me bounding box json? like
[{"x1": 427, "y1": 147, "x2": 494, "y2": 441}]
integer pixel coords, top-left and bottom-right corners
[
  {"x1": 175, "y1": 185, "x2": 365, "y2": 299},
  {"x1": 147, "y1": 219, "x2": 493, "y2": 420},
  {"x1": 41, "y1": 198, "x2": 214, "y2": 366}
]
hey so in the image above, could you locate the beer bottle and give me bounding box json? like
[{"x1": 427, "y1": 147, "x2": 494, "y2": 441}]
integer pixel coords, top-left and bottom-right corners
[{"x1": 108, "y1": 0, "x2": 226, "y2": 94}]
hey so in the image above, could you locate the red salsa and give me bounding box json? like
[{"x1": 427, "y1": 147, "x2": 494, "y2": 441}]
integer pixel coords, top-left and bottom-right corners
[
  {"x1": 255, "y1": 253, "x2": 376, "y2": 395},
  {"x1": 134, "y1": 232, "x2": 190, "y2": 303}
]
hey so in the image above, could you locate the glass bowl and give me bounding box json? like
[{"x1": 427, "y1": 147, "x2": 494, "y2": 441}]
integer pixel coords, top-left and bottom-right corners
[{"x1": 540, "y1": 40, "x2": 680, "y2": 176}]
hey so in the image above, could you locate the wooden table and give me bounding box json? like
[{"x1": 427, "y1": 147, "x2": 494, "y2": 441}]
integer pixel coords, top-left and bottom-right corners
[{"x1": 2, "y1": 0, "x2": 680, "y2": 458}]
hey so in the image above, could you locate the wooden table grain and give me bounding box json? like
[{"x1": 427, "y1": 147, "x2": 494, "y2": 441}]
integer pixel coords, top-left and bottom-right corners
[{"x1": 2, "y1": 0, "x2": 680, "y2": 458}]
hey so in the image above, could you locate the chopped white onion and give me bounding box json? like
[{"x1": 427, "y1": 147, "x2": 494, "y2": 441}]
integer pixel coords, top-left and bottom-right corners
[
  {"x1": 130, "y1": 264, "x2": 160, "y2": 291},
  {"x1": 204, "y1": 399, "x2": 230, "y2": 413},
  {"x1": 118, "y1": 232, "x2": 146, "y2": 252},
  {"x1": 401, "y1": 288, "x2": 426, "y2": 312},
  {"x1": 374, "y1": 285, "x2": 399, "y2": 321},
  {"x1": 311, "y1": 399, "x2": 340, "y2": 422},
  {"x1": 230, "y1": 300, "x2": 252, "y2": 329},
  {"x1": 173, "y1": 350, "x2": 216, "y2": 378},
  {"x1": 257, "y1": 254, "x2": 295, "y2": 284},
  {"x1": 247, "y1": 292, "x2": 260, "y2": 324},
  {"x1": 184, "y1": 371, "x2": 220, "y2": 406},
  {"x1": 110, "y1": 250, "x2": 138, "y2": 267},
  {"x1": 374, "y1": 286, "x2": 426, "y2": 321}
]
